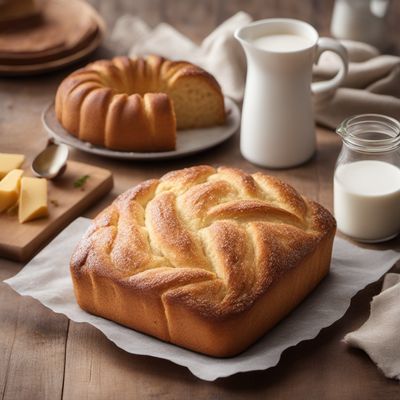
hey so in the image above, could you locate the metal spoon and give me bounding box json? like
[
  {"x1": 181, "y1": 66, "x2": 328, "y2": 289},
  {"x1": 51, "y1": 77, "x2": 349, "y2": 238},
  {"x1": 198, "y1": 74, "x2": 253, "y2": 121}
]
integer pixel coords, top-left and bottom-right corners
[{"x1": 32, "y1": 139, "x2": 69, "y2": 179}]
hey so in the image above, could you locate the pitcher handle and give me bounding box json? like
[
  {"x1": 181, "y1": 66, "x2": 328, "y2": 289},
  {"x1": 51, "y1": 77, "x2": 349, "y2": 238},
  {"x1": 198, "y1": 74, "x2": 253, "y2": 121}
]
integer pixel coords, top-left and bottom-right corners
[{"x1": 311, "y1": 37, "x2": 348, "y2": 96}]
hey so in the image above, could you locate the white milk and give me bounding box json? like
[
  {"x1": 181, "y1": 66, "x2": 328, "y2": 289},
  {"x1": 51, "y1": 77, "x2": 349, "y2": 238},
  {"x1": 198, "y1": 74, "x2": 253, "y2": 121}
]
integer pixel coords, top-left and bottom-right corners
[
  {"x1": 334, "y1": 160, "x2": 400, "y2": 242},
  {"x1": 253, "y1": 34, "x2": 313, "y2": 52}
]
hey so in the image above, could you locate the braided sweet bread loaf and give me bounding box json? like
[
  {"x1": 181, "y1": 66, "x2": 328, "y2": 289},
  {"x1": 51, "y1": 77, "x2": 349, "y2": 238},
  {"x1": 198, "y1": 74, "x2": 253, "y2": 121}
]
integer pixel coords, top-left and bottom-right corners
[
  {"x1": 70, "y1": 166, "x2": 336, "y2": 357},
  {"x1": 55, "y1": 55, "x2": 225, "y2": 152}
]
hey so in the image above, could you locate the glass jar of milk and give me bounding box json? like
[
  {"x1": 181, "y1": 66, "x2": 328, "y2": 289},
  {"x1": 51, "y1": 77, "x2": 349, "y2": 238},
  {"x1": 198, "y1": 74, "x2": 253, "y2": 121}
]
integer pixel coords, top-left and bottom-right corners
[{"x1": 334, "y1": 114, "x2": 400, "y2": 243}]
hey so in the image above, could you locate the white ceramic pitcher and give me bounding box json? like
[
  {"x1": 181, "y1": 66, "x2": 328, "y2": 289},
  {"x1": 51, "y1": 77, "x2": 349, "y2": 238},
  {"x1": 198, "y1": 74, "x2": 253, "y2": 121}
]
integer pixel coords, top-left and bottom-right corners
[{"x1": 235, "y1": 19, "x2": 348, "y2": 168}]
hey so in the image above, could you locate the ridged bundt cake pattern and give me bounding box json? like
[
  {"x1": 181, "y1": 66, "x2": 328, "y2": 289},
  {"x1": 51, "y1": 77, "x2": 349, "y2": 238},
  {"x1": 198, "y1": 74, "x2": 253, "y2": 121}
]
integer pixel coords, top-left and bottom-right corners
[{"x1": 55, "y1": 55, "x2": 226, "y2": 152}]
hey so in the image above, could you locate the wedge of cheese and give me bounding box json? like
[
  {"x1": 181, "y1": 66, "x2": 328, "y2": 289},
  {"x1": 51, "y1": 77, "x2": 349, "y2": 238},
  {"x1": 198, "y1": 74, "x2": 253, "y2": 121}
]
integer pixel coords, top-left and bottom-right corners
[
  {"x1": 0, "y1": 153, "x2": 25, "y2": 179},
  {"x1": 0, "y1": 169, "x2": 24, "y2": 213},
  {"x1": 18, "y1": 177, "x2": 48, "y2": 223}
]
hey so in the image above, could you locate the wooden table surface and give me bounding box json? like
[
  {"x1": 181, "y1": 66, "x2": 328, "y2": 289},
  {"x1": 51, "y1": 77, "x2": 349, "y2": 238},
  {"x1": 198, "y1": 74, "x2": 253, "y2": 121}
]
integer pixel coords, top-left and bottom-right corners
[{"x1": 1, "y1": 1, "x2": 400, "y2": 399}]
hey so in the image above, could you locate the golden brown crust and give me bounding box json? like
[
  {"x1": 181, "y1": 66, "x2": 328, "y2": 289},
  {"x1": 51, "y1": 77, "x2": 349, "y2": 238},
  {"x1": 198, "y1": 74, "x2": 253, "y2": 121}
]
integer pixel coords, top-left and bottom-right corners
[
  {"x1": 55, "y1": 55, "x2": 225, "y2": 152},
  {"x1": 70, "y1": 166, "x2": 336, "y2": 357}
]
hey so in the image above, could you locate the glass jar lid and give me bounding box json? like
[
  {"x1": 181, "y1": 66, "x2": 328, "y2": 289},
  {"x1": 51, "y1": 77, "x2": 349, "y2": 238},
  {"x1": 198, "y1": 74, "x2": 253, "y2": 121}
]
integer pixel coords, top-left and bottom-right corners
[{"x1": 337, "y1": 114, "x2": 400, "y2": 153}]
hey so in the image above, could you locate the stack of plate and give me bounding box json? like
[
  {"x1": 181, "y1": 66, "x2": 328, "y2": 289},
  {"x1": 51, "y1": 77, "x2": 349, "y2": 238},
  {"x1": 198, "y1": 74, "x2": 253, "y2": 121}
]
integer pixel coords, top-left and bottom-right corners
[{"x1": 0, "y1": 0, "x2": 105, "y2": 75}]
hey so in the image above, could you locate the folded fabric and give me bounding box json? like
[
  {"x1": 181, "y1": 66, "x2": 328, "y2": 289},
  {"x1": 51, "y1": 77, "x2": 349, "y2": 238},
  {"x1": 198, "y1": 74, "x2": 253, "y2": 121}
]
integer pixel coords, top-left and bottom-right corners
[
  {"x1": 314, "y1": 40, "x2": 400, "y2": 129},
  {"x1": 108, "y1": 12, "x2": 400, "y2": 129},
  {"x1": 344, "y1": 273, "x2": 400, "y2": 381}
]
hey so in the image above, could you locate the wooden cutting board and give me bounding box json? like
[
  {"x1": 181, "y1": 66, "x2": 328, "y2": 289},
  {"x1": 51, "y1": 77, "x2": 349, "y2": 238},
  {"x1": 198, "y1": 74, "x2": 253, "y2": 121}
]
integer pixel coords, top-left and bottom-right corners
[{"x1": 0, "y1": 160, "x2": 113, "y2": 262}]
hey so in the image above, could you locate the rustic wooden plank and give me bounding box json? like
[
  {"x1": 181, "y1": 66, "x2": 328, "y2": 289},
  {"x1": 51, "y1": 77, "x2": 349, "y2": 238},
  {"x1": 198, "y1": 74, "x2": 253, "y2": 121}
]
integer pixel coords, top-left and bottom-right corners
[
  {"x1": 0, "y1": 271, "x2": 68, "y2": 400},
  {"x1": 221, "y1": 0, "x2": 332, "y2": 38},
  {"x1": 311, "y1": 0, "x2": 335, "y2": 36},
  {"x1": 87, "y1": 0, "x2": 163, "y2": 29},
  {"x1": 385, "y1": 0, "x2": 400, "y2": 54},
  {"x1": 273, "y1": 0, "x2": 314, "y2": 23},
  {"x1": 62, "y1": 322, "x2": 199, "y2": 400},
  {"x1": 315, "y1": 127, "x2": 341, "y2": 211},
  {"x1": 221, "y1": 0, "x2": 314, "y2": 23},
  {"x1": 161, "y1": 0, "x2": 220, "y2": 42},
  {"x1": 0, "y1": 263, "x2": 20, "y2": 400},
  {"x1": 221, "y1": 0, "x2": 279, "y2": 21}
]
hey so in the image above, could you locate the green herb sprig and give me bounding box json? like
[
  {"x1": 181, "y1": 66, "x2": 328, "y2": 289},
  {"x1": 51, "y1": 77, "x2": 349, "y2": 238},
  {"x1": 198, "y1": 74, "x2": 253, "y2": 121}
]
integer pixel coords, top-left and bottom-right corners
[{"x1": 73, "y1": 175, "x2": 90, "y2": 189}]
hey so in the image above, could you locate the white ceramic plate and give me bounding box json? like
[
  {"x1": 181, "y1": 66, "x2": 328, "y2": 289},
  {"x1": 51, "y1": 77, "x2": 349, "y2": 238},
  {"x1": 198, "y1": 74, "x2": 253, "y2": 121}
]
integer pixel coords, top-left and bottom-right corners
[{"x1": 42, "y1": 97, "x2": 240, "y2": 160}]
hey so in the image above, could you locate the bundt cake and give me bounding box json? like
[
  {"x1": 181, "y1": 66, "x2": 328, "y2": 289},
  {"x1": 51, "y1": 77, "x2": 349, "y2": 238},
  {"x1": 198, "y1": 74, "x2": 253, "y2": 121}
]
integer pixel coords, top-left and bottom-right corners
[{"x1": 55, "y1": 55, "x2": 226, "y2": 152}]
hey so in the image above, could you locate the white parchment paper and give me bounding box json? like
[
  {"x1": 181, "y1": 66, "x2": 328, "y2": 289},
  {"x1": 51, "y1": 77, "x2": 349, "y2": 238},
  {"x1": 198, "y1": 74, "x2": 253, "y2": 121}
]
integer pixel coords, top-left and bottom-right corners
[{"x1": 4, "y1": 218, "x2": 400, "y2": 381}]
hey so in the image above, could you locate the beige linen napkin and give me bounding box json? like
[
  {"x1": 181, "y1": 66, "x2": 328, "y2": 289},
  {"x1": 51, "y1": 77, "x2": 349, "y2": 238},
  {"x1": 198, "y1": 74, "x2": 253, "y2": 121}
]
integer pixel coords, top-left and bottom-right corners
[
  {"x1": 344, "y1": 273, "x2": 400, "y2": 381},
  {"x1": 109, "y1": 12, "x2": 400, "y2": 128},
  {"x1": 314, "y1": 40, "x2": 400, "y2": 129}
]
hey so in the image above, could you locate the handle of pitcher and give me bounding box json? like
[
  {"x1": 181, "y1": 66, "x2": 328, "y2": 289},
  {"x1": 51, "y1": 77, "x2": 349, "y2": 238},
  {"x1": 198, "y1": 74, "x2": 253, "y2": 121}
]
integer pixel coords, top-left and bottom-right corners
[{"x1": 311, "y1": 37, "x2": 348, "y2": 96}]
